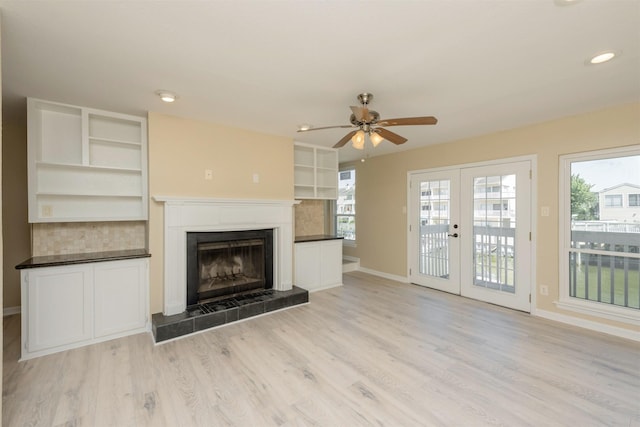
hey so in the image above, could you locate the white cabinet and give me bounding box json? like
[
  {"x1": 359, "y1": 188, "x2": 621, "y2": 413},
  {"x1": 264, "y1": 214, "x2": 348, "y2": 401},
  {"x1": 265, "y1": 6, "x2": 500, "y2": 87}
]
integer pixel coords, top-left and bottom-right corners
[
  {"x1": 27, "y1": 98, "x2": 148, "y2": 222},
  {"x1": 25, "y1": 265, "x2": 93, "y2": 353},
  {"x1": 20, "y1": 258, "x2": 149, "y2": 360},
  {"x1": 294, "y1": 142, "x2": 338, "y2": 199},
  {"x1": 93, "y1": 259, "x2": 148, "y2": 338},
  {"x1": 295, "y1": 239, "x2": 343, "y2": 292}
]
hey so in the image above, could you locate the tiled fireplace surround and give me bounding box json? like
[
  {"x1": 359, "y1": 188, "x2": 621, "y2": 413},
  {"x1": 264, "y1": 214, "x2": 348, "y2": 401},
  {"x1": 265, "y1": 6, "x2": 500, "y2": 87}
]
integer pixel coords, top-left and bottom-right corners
[{"x1": 151, "y1": 197, "x2": 308, "y2": 341}]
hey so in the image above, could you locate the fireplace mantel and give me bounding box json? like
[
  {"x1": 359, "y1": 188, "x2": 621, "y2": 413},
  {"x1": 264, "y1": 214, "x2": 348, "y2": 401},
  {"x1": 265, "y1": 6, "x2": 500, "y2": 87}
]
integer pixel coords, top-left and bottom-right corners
[{"x1": 153, "y1": 196, "x2": 299, "y2": 315}]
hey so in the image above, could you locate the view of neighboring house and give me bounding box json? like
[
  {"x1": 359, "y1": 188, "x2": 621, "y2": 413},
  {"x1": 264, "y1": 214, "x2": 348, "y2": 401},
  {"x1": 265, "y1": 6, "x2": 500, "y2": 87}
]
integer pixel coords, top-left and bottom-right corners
[
  {"x1": 419, "y1": 175, "x2": 517, "y2": 227},
  {"x1": 420, "y1": 180, "x2": 450, "y2": 225},
  {"x1": 598, "y1": 183, "x2": 640, "y2": 222}
]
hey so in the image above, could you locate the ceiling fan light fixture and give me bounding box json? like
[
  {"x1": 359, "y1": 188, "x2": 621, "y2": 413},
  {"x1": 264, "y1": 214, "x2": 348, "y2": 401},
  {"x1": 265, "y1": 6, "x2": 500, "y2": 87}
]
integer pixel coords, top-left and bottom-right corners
[
  {"x1": 370, "y1": 131, "x2": 384, "y2": 147},
  {"x1": 351, "y1": 130, "x2": 365, "y2": 150}
]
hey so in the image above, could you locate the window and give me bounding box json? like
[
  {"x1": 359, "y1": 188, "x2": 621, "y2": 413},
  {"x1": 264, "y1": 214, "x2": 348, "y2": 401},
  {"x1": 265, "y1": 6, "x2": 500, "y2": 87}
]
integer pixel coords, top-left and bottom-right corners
[
  {"x1": 629, "y1": 194, "x2": 640, "y2": 207},
  {"x1": 604, "y1": 194, "x2": 623, "y2": 207},
  {"x1": 336, "y1": 169, "x2": 356, "y2": 241},
  {"x1": 559, "y1": 147, "x2": 640, "y2": 324}
]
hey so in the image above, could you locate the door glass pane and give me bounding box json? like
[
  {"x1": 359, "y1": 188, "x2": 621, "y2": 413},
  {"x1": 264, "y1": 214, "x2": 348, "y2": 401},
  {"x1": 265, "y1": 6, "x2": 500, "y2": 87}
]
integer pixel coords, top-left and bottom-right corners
[
  {"x1": 473, "y1": 174, "x2": 516, "y2": 292},
  {"x1": 419, "y1": 180, "x2": 450, "y2": 278},
  {"x1": 569, "y1": 155, "x2": 640, "y2": 309}
]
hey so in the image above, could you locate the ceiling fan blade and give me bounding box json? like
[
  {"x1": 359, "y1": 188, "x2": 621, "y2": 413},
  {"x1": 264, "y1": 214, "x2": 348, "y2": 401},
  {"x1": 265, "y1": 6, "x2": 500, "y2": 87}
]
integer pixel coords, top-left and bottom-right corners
[
  {"x1": 377, "y1": 116, "x2": 438, "y2": 127},
  {"x1": 350, "y1": 106, "x2": 374, "y2": 122},
  {"x1": 377, "y1": 128, "x2": 408, "y2": 145},
  {"x1": 350, "y1": 106, "x2": 364, "y2": 121},
  {"x1": 333, "y1": 130, "x2": 357, "y2": 148},
  {"x1": 297, "y1": 124, "x2": 354, "y2": 133}
]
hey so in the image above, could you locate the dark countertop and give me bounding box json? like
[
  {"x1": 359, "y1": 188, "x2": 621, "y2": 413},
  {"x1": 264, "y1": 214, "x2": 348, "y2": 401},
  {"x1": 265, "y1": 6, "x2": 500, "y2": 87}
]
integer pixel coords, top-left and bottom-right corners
[
  {"x1": 16, "y1": 248, "x2": 151, "y2": 270},
  {"x1": 294, "y1": 234, "x2": 344, "y2": 243}
]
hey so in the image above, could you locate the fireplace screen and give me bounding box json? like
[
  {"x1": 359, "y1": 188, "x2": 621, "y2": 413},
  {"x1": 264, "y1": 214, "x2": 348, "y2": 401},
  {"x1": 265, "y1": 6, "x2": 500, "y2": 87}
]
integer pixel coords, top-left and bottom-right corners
[{"x1": 187, "y1": 229, "x2": 273, "y2": 305}]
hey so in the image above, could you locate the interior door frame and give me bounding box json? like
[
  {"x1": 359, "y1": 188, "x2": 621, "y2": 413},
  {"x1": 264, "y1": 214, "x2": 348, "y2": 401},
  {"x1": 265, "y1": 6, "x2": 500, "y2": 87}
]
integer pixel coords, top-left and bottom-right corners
[{"x1": 407, "y1": 155, "x2": 538, "y2": 312}]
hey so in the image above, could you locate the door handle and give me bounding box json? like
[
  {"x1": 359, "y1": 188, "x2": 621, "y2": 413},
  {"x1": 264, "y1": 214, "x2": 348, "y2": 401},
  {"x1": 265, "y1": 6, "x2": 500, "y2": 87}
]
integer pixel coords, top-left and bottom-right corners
[{"x1": 448, "y1": 233, "x2": 459, "y2": 238}]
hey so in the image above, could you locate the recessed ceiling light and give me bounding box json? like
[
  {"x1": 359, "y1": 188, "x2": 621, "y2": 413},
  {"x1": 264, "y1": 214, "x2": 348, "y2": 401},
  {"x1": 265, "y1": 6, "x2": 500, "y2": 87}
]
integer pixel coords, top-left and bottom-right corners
[
  {"x1": 554, "y1": 0, "x2": 582, "y2": 6},
  {"x1": 298, "y1": 124, "x2": 313, "y2": 131},
  {"x1": 587, "y1": 51, "x2": 619, "y2": 65},
  {"x1": 155, "y1": 90, "x2": 177, "y2": 103}
]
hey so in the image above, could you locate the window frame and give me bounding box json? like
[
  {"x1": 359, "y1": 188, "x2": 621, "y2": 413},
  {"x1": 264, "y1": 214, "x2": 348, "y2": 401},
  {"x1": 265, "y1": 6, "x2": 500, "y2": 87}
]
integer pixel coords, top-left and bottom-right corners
[
  {"x1": 558, "y1": 146, "x2": 640, "y2": 325},
  {"x1": 336, "y1": 167, "x2": 356, "y2": 247},
  {"x1": 604, "y1": 194, "x2": 623, "y2": 208}
]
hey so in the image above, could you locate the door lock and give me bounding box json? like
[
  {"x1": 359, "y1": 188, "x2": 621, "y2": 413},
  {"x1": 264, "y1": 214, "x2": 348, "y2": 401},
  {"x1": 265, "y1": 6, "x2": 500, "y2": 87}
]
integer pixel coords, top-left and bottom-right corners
[{"x1": 448, "y1": 233, "x2": 459, "y2": 238}]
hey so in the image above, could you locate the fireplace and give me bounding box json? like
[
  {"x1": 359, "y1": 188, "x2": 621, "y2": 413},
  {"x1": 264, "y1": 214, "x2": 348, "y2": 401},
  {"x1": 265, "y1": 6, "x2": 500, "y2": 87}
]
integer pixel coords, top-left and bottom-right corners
[
  {"x1": 151, "y1": 197, "x2": 306, "y2": 341},
  {"x1": 154, "y1": 197, "x2": 297, "y2": 316},
  {"x1": 186, "y1": 229, "x2": 274, "y2": 305}
]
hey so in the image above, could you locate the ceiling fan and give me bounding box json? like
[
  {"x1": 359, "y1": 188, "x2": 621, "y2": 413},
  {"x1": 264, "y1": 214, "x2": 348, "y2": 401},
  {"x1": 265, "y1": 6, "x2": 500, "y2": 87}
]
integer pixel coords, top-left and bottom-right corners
[{"x1": 297, "y1": 93, "x2": 438, "y2": 150}]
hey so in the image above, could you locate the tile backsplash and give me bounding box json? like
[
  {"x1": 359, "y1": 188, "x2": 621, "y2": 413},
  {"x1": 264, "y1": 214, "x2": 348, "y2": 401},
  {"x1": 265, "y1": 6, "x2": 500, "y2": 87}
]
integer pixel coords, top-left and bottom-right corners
[
  {"x1": 31, "y1": 201, "x2": 326, "y2": 256},
  {"x1": 32, "y1": 221, "x2": 146, "y2": 256},
  {"x1": 294, "y1": 200, "x2": 325, "y2": 236}
]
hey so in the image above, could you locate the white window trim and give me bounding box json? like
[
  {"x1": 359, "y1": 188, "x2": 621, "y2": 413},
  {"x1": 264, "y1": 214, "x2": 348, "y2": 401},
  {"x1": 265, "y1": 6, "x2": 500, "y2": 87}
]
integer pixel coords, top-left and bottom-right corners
[
  {"x1": 337, "y1": 167, "x2": 357, "y2": 247},
  {"x1": 558, "y1": 146, "x2": 640, "y2": 326}
]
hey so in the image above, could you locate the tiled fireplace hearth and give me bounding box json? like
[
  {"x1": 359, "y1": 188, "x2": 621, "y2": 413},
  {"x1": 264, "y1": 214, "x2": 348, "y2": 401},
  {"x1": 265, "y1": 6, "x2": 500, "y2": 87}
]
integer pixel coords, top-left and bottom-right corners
[{"x1": 152, "y1": 197, "x2": 307, "y2": 342}]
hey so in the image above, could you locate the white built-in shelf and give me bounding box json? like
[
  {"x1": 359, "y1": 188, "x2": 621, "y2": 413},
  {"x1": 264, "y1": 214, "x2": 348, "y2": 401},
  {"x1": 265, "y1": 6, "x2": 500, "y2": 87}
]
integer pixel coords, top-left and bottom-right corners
[
  {"x1": 28, "y1": 98, "x2": 148, "y2": 222},
  {"x1": 36, "y1": 161, "x2": 142, "y2": 173},
  {"x1": 294, "y1": 142, "x2": 338, "y2": 200}
]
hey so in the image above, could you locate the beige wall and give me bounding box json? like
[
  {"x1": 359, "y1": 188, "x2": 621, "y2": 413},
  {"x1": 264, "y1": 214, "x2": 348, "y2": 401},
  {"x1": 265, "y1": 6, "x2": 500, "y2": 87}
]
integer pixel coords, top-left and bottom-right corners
[
  {"x1": 1, "y1": 15, "x2": 4, "y2": 413},
  {"x1": 346, "y1": 103, "x2": 639, "y2": 330},
  {"x1": 148, "y1": 112, "x2": 294, "y2": 313},
  {"x1": 2, "y1": 119, "x2": 29, "y2": 309}
]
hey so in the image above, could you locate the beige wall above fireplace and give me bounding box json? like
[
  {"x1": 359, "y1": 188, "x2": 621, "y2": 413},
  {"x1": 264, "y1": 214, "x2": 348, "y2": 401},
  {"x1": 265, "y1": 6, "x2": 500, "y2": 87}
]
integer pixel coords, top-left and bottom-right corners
[{"x1": 147, "y1": 112, "x2": 294, "y2": 314}]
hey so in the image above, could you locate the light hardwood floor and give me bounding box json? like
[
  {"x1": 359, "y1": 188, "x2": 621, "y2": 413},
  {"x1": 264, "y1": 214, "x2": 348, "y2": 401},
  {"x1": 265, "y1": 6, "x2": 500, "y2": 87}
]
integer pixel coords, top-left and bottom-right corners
[{"x1": 3, "y1": 271, "x2": 639, "y2": 426}]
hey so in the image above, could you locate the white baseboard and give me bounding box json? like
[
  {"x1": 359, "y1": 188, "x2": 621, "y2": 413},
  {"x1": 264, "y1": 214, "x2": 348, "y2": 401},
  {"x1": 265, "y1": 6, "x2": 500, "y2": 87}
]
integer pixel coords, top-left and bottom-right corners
[
  {"x1": 306, "y1": 283, "x2": 343, "y2": 293},
  {"x1": 355, "y1": 267, "x2": 408, "y2": 284},
  {"x1": 535, "y1": 309, "x2": 640, "y2": 342},
  {"x1": 3, "y1": 306, "x2": 21, "y2": 317},
  {"x1": 342, "y1": 256, "x2": 359, "y2": 273}
]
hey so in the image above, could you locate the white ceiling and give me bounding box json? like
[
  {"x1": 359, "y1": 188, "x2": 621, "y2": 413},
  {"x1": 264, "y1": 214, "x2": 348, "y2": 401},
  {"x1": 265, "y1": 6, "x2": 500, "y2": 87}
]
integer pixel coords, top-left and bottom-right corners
[{"x1": 1, "y1": 0, "x2": 639, "y2": 162}]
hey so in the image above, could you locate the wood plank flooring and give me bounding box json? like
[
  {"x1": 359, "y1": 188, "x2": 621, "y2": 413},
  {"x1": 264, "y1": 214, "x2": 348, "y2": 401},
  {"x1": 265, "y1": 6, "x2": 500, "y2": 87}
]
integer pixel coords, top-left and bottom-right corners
[{"x1": 3, "y1": 271, "x2": 640, "y2": 426}]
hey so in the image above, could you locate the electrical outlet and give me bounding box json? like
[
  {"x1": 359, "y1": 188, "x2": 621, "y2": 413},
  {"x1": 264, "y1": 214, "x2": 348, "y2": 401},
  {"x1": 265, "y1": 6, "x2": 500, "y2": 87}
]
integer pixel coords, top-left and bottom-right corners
[
  {"x1": 41, "y1": 205, "x2": 53, "y2": 217},
  {"x1": 541, "y1": 206, "x2": 550, "y2": 217},
  {"x1": 540, "y1": 285, "x2": 549, "y2": 296},
  {"x1": 253, "y1": 173, "x2": 259, "y2": 183}
]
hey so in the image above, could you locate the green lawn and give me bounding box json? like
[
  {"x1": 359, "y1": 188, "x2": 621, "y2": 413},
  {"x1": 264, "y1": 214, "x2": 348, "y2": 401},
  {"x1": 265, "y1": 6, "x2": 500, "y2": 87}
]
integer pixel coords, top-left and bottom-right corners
[{"x1": 571, "y1": 264, "x2": 640, "y2": 309}]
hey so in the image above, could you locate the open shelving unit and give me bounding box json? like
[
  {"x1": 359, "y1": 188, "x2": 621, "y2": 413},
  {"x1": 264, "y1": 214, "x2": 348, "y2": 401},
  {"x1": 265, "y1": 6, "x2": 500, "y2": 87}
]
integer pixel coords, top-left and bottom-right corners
[
  {"x1": 294, "y1": 142, "x2": 338, "y2": 199},
  {"x1": 27, "y1": 98, "x2": 148, "y2": 222}
]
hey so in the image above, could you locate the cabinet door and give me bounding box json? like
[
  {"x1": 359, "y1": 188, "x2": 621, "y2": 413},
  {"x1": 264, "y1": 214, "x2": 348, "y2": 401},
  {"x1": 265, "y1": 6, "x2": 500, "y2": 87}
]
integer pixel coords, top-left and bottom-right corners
[
  {"x1": 320, "y1": 240, "x2": 343, "y2": 287},
  {"x1": 94, "y1": 259, "x2": 148, "y2": 338},
  {"x1": 294, "y1": 243, "x2": 322, "y2": 291},
  {"x1": 26, "y1": 265, "x2": 93, "y2": 352}
]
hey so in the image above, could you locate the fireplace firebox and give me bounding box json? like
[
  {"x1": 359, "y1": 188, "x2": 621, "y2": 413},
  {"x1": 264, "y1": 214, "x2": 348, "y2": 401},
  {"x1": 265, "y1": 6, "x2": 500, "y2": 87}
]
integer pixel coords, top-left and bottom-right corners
[{"x1": 186, "y1": 229, "x2": 274, "y2": 305}]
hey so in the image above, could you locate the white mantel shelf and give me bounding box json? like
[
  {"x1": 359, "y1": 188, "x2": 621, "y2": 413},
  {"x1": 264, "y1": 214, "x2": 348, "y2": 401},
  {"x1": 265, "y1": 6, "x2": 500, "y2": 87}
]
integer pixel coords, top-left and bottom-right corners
[{"x1": 154, "y1": 196, "x2": 298, "y2": 316}]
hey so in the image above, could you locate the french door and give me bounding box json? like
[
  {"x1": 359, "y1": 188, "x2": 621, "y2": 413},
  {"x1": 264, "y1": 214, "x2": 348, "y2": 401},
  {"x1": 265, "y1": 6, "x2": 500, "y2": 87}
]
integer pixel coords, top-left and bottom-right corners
[{"x1": 409, "y1": 159, "x2": 532, "y2": 312}]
